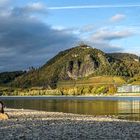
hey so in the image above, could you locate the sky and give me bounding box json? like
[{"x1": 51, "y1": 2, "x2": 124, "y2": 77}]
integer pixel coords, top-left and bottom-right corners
[{"x1": 0, "y1": 0, "x2": 140, "y2": 72}]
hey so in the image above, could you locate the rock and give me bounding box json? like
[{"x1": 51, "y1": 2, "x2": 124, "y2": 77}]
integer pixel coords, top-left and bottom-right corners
[
  {"x1": 1, "y1": 108, "x2": 140, "y2": 139},
  {"x1": 0, "y1": 113, "x2": 9, "y2": 120}
]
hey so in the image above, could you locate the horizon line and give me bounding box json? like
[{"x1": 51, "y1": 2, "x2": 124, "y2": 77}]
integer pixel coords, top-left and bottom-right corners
[{"x1": 48, "y1": 4, "x2": 140, "y2": 10}]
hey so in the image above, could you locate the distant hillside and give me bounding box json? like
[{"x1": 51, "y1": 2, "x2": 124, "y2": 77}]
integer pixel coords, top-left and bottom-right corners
[
  {"x1": 108, "y1": 53, "x2": 139, "y2": 62},
  {"x1": 10, "y1": 44, "x2": 140, "y2": 88},
  {"x1": 0, "y1": 71, "x2": 25, "y2": 86},
  {"x1": 108, "y1": 53, "x2": 140, "y2": 77}
]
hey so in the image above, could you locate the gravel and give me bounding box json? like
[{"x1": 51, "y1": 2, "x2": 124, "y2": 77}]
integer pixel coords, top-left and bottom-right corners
[{"x1": 0, "y1": 108, "x2": 140, "y2": 140}]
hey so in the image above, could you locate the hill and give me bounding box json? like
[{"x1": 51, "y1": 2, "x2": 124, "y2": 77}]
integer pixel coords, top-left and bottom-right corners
[
  {"x1": 108, "y1": 53, "x2": 140, "y2": 77},
  {"x1": 108, "y1": 53, "x2": 139, "y2": 61},
  {"x1": 11, "y1": 44, "x2": 140, "y2": 88},
  {"x1": 0, "y1": 71, "x2": 25, "y2": 86}
]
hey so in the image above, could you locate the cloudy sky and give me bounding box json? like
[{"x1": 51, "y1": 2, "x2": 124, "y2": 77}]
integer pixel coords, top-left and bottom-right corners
[{"x1": 0, "y1": 0, "x2": 140, "y2": 72}]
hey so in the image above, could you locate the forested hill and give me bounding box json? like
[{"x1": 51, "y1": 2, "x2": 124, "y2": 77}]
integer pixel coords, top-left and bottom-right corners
[
  {"x1": 108, "y1": 53, "x2": 139, "y2": 62},
  {"x1": 10, "y1": 44, "x2": 140, "y2": 88},
  {"x1": 0, "y1": 71, "x2": 25, "y2": 86}
]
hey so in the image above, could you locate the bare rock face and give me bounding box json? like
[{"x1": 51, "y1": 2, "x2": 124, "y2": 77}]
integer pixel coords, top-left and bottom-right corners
[
  {"x1": 57, "y1": 45, "x2": 108, "y2": 81},
  {"x1": 66, "y1": 54, "x2": 99, "y2": 79}
]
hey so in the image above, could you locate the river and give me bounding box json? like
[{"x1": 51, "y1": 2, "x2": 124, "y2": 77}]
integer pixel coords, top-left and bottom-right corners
[{"x1": 1, "y1": 96, "x2": 140, "y2": 121}]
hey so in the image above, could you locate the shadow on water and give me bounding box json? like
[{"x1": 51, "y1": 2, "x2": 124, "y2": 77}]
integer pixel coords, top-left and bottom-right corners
[{"x1": 1, "y1": 97, "x2": 140, "y2": 121}]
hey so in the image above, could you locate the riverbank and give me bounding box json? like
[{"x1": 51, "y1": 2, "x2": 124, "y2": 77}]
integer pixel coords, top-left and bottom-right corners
[
  {"x1": 0, "y1": 109, "x2": 140, "y2": 139},
  {"x1": 1, "y1": 95, "x2": 140, "y2": 100}
]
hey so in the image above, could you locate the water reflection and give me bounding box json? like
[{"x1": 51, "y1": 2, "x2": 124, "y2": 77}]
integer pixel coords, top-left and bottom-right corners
[
  {"x1": 2, "y1": 99, "x2": 140, "y2": 121},
  {"x1": 118, "y1": 101, "x2": 140, "y2": 120}
]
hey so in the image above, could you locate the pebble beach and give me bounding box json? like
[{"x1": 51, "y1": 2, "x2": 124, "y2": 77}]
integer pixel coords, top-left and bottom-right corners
[{"x1": 0, "y1": 109, "x2": 140, "y2": 140}]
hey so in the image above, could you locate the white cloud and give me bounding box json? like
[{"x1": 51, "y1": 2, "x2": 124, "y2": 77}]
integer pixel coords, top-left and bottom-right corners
[
  {"x1": 11, "y1": 2, "x2": 48, "y2": 18},
  {"x1": 80, "y1": 24, "x2": 95, "y2": 32},
  {"x1": 92, "y1": 30, "x2": 132, "y2": 41},
  {"x1": 48, "y1": 4, "x2": 140, "y2": 10},
  {"x1": 110, "y1": 14, "x2": 126, "y2": 22},
  {"x1": 92, "y1": 41, "x2": 123, "y2": 52},
  {"x1": 27, "y1": 2, "x2": 47, "y2": 11},
  {"x1": 0, "y1": 0, "x2": 10, "y2": 6},
  {"x1": 84, "y1": 29, "x2": 134, "y2": 52}
]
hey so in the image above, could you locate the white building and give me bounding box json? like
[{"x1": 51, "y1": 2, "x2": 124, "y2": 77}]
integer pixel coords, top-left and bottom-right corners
[{"x1": 117, "y1": 85, "x2": 140, "y2": 93}]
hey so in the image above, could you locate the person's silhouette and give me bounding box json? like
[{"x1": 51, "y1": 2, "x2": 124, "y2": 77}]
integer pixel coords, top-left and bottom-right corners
[{"x1": 0, "y1": 101, "x2": 4, "y2": 114}]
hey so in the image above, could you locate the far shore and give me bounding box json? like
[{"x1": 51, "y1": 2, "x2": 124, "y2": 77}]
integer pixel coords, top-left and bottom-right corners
[
  {"x1": 0, "y1": 108, "x2": 140, "y2": 139},
  {"x1": 1, "y1": 95, "x2": 140, "y2": 100}
]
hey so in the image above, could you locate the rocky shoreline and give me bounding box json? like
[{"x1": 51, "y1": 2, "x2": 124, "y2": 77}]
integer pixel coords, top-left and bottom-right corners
[{"x1": 0, "y1": 109, "x2": 140, "y2": 140}]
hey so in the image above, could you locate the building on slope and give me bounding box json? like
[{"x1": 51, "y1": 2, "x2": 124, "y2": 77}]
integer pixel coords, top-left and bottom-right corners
[{"x1": 117, "y1": 85, "x2": 140, "y2": 93}]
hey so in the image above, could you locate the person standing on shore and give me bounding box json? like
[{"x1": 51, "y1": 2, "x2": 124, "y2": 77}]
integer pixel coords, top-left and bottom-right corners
[
  {"x1": 0, "y1": 101, "x2": 8, "y2": 120},
  {"x1": 0, "y1": 101, "x2": 4, "y2": 113}
]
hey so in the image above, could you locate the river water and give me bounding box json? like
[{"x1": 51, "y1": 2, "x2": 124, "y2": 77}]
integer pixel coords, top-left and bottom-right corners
[{"x1": 1, "y1": 96, "x2": 140, "y2": 121}]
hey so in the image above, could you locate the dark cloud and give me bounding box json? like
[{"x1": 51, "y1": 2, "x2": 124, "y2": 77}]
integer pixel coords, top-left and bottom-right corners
[{"x1": 0, "y1": 8, "x2": 78, "y2": 72}]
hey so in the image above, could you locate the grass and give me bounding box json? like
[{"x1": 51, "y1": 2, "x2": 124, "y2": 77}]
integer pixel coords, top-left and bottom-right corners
[
  {"x1": 57, "y1": 76, "x2": 126, "y2": 88},
  {"x1": 131, "y1": 81, "x2": 140, "y2": 85}
]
